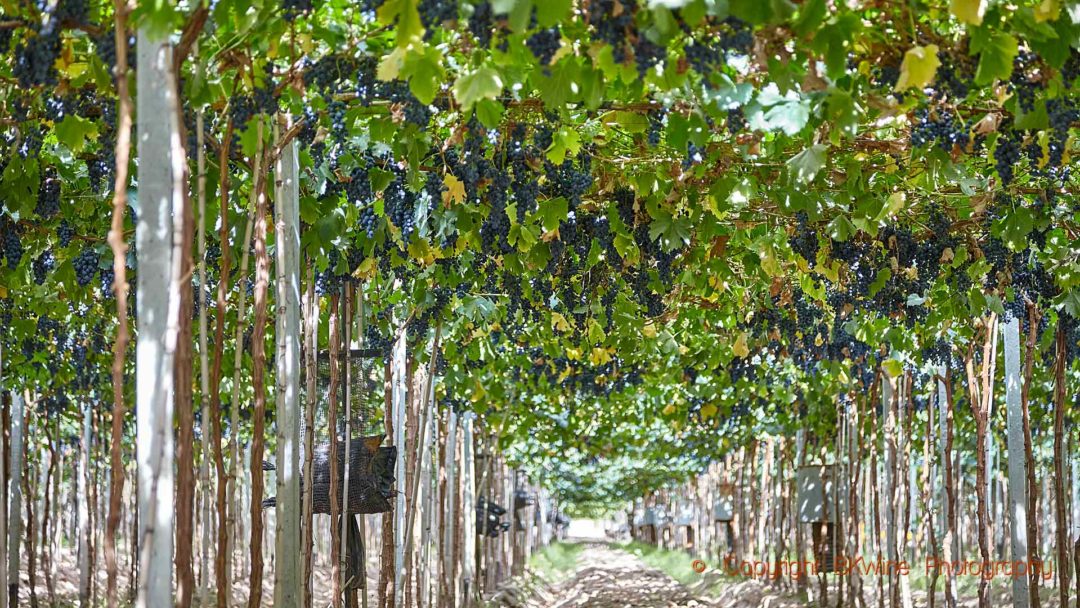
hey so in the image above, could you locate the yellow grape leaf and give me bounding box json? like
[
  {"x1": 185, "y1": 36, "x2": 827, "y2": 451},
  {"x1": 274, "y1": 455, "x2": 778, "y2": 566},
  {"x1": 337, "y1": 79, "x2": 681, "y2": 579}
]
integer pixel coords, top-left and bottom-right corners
[
  {"x1": 894, "y1": 45, "x2": 941, "y2": 92},
  {"x1": 469, "y1": 378, "x2": 486, "y2": 402},
  {"x1": 662, "y1": 403, "x2": 677, "y2": 416},
  {"x1": 642, "y1": 322, "x2": 657, "y2": 338},
  {"x1": 551, "y1": 312, "x2": 571, "y2": 332},
  {"x1": 700, "y1": 403, "x2": 718, "y2": 419},
  {"x1": 881, "y1": 191, "x2": 906, "y2": 219},
  {"x1": 1034, "y1": 0, "x2": 1060, "y2": 22},
  {"x1": 407, "y1": 239, "x2": 437, "y2": 266},
  {"x1": 443, "y1": 174, "x2": 465, "y2": 205},
  {"x1": 759, "y1": 242, "x2": 782, "y2": 277},
  {"x1": 354, "y1": 257, "x2": 377, "y2": 279},
  {"x1": 732, "y1": 331, "x2": 750, "y2": 358},
  {"x1": 377, "y1": 47, "x2": 409, "y2": 81},
  {"x1": 589, "y1": 347, "x2": 611, "y2": 366},
  {"x1": 949, "y1": 0, "x2": 986, "y2": 25},
  {"x1": 882, "y1": 359, "x2": 903, "y2": 378}
]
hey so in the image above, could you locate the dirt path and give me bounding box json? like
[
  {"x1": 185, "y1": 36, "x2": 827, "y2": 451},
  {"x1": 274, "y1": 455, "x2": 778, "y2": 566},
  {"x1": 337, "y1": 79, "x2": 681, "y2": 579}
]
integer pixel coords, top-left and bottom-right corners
[{"x1": 545, "y1": 543, "x2": 708, "y2": 608}]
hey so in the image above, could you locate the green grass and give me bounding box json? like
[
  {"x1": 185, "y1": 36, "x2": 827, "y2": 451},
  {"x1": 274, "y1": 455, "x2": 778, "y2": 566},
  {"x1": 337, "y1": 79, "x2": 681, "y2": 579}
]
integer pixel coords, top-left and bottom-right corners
[
  {"x1": 618, "y1": 540, "x2": 712, "y2": 587},
  {"x1": 529, "y1": 541, "x2": 586, "y2": 582}
]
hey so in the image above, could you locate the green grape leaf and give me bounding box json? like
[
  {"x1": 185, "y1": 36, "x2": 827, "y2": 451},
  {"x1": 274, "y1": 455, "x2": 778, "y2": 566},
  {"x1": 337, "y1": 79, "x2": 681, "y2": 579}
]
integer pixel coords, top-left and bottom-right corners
[
  {"x1": 539, "y1": 197, "x2": 569, "y2": 232},
  {"x1": 55, "y1": 115, "x2": 98, "y2": 154},
  {"x1": 546, "y1": 126, "x2": 581, "y2": 164},
  {"x1": 535, "y1": 0, "x2": 572, "y2": 26},
  {"x1": 787, "y1": 144, "x2": 828, "y2": 184},
  {"x1": 453, "y1": 65, "x2": 504, "y2": 112},
  {"x1": 971, "y1": 29, "x2": 1018, "y2": 85}
]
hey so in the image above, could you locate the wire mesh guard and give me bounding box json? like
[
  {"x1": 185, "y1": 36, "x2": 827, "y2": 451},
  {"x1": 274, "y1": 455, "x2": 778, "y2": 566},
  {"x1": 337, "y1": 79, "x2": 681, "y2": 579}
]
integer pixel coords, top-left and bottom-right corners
[
  {"x1": 263, "y1": 348, "x2": 395, "y2": 514},
  {"x1": 317, "y1": 348, "x2": 384, "y2": 438}
]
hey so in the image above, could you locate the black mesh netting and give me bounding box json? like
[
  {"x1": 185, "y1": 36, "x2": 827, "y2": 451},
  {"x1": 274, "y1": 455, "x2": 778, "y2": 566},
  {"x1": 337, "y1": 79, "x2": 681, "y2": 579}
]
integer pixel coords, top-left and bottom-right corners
[{"x1": 263, "y1": 345, "x2": 394, "y2": 515}]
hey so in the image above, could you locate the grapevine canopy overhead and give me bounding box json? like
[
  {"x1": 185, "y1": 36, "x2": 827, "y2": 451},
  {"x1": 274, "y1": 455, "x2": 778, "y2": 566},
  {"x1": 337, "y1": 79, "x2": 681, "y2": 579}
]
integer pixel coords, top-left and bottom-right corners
[{"x1": 2, "y1": 0, "x2": 1080, "y2": 511}]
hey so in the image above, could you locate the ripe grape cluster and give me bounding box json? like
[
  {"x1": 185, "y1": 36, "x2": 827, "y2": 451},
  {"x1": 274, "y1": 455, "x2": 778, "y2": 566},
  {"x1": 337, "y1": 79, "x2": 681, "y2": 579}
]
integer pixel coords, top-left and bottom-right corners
[
  {"x1": 788, "y1": 212, "x2": 818, "y2": 267},
  {"x1": 57, "y1": 220, "x2": 74, "y2": 247},
  {"x1": 717, "y1": 17, "x2": 753, "y2": 55},
  {"x1": 993, "y1": 128, "x2": 1023, "y2": 186},
  {"x1": 633, "y1": 36, "x2": 665, "y2": 77},
  {"x1": 909, "y1": 107, "x2": 970, "y2": 152},
  {"x1": 684, "y1": 39, "x2": 720, "y2": 75},
  {"x1": 1009, "y1": 51, "x2": 1041, "y2": 114},
  {"x1": 32, "y1": 251, "x2": 55, "y2": 285},
  {"x1": 1, "y1": 219, "x2": 23, "y2": 270},
  {"x1": 315, "y1": 250, "x2": 344, "y2": 296},
  {"x1": 364, "y1": 324, "x2": 392, "y2": 358},
  {"x1": 44, "y1": 95, "x2": 71, "y2": 122},
  {"x1": 684, "y1": 18, "x2": 752, "y2": 78},
  {"x1": 384, "y1": 171, "x2": 417, "y2": 242},
  {"x1": 587, "y1": 0, "x2": 634, "y2": 63},
  {"x1": 88, "y1": 157, "x2": 111, "y2": 193},
  {"x1": 614, "y1": 187, "x2": 636, "y2": 229},
  {"x1": 469, "y1": 1, "x2": 494, "y2": 47},
  {"x1": 527, "y1": 27, "x2": 561, "y2": 65},
  {"x1": 327, "y1": 99, "x2": 348, "y2": 141},
  {"x1": 646, "y1": 108, "x2": 665, "y2": 146},
  {"x1": 1012, "y1": 249, "x2": 1056, "y2": 307},
  {"x1": 383, "y1": 81, "x2": 431, "y2": 128},
  {"x1": 36, "y1": 168, "x2": 61, "y2": 218},
  {"x1": 54, "y1": 0, "x2": 89, "y2": 26},
  {"x1": 303, "y1": 54, "x2": 358, "y2": 92},
  {"x1": 73, "y1": 247, "x2": 100, "y2": 286},
  {"x1": 727, "y1": 108, "x2": 746, "y2": 135},
  {"x1": 229, "y1": 94, "x2": 257, "y2": 135},
  {"x1": 543, "y1": 153, "x2": 593, "y2": 209},
  {"x1": 871, "y1": 63, "x2": 900, "y2": 90},
  {"x1": 281, "y1": 0, "x2": 312, "y2": 21},
  {"x1": 682, "y1": 142, "x2": 705, "y2": 170},
  {"x1": 254, "y1": 64, "x2": 278, "y2": 115},
  {"x1": 418, "y1": 0, "x2": 457, "y2": 30},
  {"x1": 931, "y1": 50, "x2": 973, "y2": 100},
  {"x1": 100, "y1": 267, "x2": 115, "y2": 299},
  {"x1": 94, "y1": 29, "x2": 115, "y2": 70},
  {"x1": 1045, "y1": 98, "x2": 1077, "y2": 173},
  {"x1": 14, "y1": 27, "x2": 61, "y2": 88}
]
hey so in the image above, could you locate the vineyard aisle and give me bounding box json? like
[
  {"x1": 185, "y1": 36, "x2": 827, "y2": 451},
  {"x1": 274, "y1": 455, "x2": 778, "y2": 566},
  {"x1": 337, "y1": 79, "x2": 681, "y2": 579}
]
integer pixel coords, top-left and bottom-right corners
[
  {"x1": 4, "y1": 0, "x2": 1080, "y2": 607},
  {"x1": 550, "y1": 544, "x2": 701, "y2": 608}
]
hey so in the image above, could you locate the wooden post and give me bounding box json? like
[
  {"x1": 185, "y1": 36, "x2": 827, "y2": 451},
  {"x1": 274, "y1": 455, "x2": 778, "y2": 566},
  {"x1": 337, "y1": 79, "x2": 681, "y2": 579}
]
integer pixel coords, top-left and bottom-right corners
[
  {"x1": 6, "y1": 392, "x2": 24, "y2": 608},
  {"x1": 1052, "y1": 327, "x2": 1070, "y2": 608},
  {"x1": 882, "y1": 369, "x2": 898, "y2": 608},
  {"x1": 79, "y1": 401, "x2": 92, "y2": 607},
  {"x1": 274, "y1": 124, "x2": 302, "y2": 608},
  {"x1": 420, "y1": 355, "x2": 441, "y2": 608},
  {"x1": 135, "y1": 22, "x2": 180, "y2": 607},
  {"x1": 227, "y1": 189, "x2": 258, "y2": 603},
  {"x1": 196, "y1": 101, "x2": 212, "y2": 608},
  {"x1": 1003, "y1": 316, "x2": 1030, "y2": 608},
  {"x1": 403, "y1": 327, "x2": 442, "y2": 590},
  {"x1": 443, "y1": 408, "x2": 459, "y2": 607},
  {"x1": 340, "y1": 288, "x2": 354, "y2": 601},
  {"x1": 302, "y1": 261, "x2": 317, "y2": 608},
  {"x1": 0, "y1": 380, "x2": 6, "y2": 608},
  {"x1": 461, "y1": 413, "x2": 477, "y2": 608},
  {"x1": 355, "y1": 284, "x2": 369, "y2": 608},
  {"x1": 392, "y1": 327, "x2": 408, "y2": 608}
]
